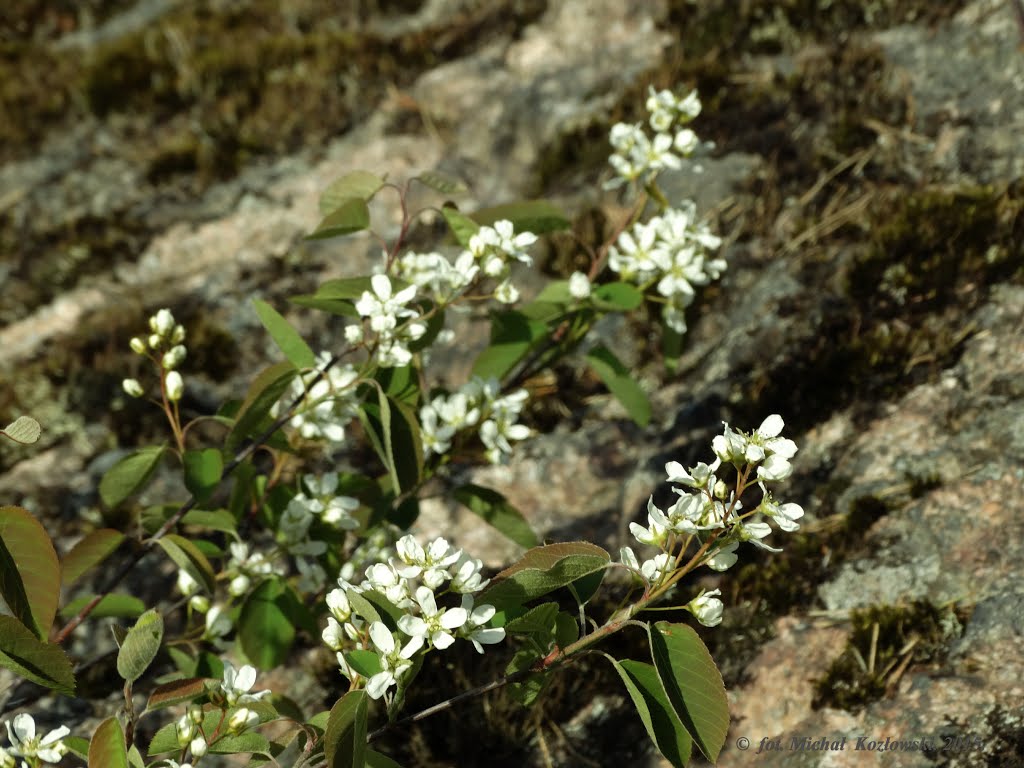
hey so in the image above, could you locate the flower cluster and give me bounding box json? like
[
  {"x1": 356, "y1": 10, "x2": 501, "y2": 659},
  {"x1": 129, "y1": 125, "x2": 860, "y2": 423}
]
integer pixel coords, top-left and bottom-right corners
[
  {"x1": 123, "y1": 307, "x2": 188, "y2": 402},
  {"x1": 621, "y1": 415, "x2": 803, "y2": 627},
  {"x1": 419, "y1": 376, "x2": 531, "y2": 464},
  {"x1": 323, "y1": 534, "x2": 505, "y2": 702},
  {"x1": 608, "y1": 201, "x2": 724, "y2": 334},
  {"x1": 606, "y1": 86, "x2": 702, "y2": 190},
  {"x1": 1, "y1": 714, "x2": 69, "y2": 767},
  {"x1": 274, "y1": 351, "x2": 361, "y2": 445}
]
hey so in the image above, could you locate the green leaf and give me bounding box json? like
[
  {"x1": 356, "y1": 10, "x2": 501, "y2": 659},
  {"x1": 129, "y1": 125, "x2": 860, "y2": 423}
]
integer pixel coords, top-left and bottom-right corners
[
  {"x1": 99, "y1": 446, "x2": 166, "y2": 509},
  {"x1": 1, "y1": 415, "x2": 41, "y2": 444},
  {"x1": 472, "y1": 200, "x2": 570, "y2": 234},
  {"x1": 453, "y1": 484, "x2": 537, "y2": 549},
  {"x1": 650, "y1": 621, "x2": 729, "y2": 763},
  {"x1": 117, "y1": 609, "x2": 164, "y2": 682},
  {"x1": 324, "y1": 691, "x2": 368, "y2": 768},
  {"x1": 61, "y1": 528, "x2": 125, "y2": 588},
  {"x1": 481, "y1": 542, "x2": 611, "y2": 609},
  {"x1": 344, "y1": 649, "x2": 383, "y2": 678},
  {"x1": 592, "y1": 282, "x2": 643, "y2": 311},
  {"x1": 208, "y1": 732, "x2": 272, "y2": 756},
  {"x1": 0, "y1": 614, "x2": 75, "y2": 694},
  {"x1": 238, "y1": 577, "x2": 297, "y2": 670},
  {"x1": 505, "y1": 602, "x2": 558, "y2": 637},
  {"x1": 60, "y1": 593, "x2": 146, "y2": 619},
  {"x1": 88, "y1": 717, "x2": 128, "y2": 768},
  {"x1": 472, "y1": 310, "x2": 547, "y2": 380},
  {"x1": 320, "y1": 171, "x2": 385, "y2": 214},
  {"x1": 585, "y1": 345, "x2": 651, "y2": 427},
  {"x1": 606, "y1": 656, "x2": 693, "y2": 768},
  {"x1": 366, "y1": 749, "x2": 405, "y2": 768},
  {"x1": 183, "y1": 448, "x2": 224, "y2": 504},
  {"x1": 253, "y1": 299, "x2": 317, "y2": 369},
  {"x1": 146, "y1": 677, "x2": 208, "y2": 712},
  {"x1": 181, "y1": 508, "x2": 239, "y2": 535},
  {"x1": 441, "y1": 205, "x2": 480, "y2": 247},
  {"x1": 0, "y1": 505, "x2": 60, "y2": 638},
  {"x1": 308, "y1": 197, "x2": 371, "y2": 240},
  {"x1": 413, "y1": 170, "x2": 467, "y2": 195},
  {"x1": 227, "y1": 361, "x2": 299, "y2": 450}
]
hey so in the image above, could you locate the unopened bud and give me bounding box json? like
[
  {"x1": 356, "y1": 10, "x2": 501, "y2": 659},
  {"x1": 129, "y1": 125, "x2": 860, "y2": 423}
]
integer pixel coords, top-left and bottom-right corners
[
  {"x1": 122, "y1": 379, "x2": 145, "y2": 398},
  {"x1": 162, "y1": 345, "x2": 187, "y2": 370},
  {"x1": 129, "y1": 336, "x2": 147, "y2": 355},
  {"x1": 165, "y1": 371, "x2": 184, "y2": 402},
  {"x1": 189, "y1": 735, "x2": 208, "y2": 758}
]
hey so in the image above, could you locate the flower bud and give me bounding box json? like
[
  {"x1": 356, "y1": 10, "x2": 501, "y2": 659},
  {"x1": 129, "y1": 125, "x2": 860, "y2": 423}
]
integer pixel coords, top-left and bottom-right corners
[
  {"x1": 162, "y1": 345, "x2": 187, "y2": 370},
  {"x1": 228, "y1": 707, "x2": 259, "y2": 734},
  {"x1": 165, "y1": 371, "x2": 184, "y2": 402},
  {"x1": 122, "y1": 378, "x2": 145, "y2": 398},
  {"x1": 151, "y1": 308, "x2": 175, "y2": 337},
  {"x1": 568, "y1": 271, "x2": 591, "y2": 300},
  {"x1": 129, "y1": 336, "x2": 147, "y2": 355},
  {"x1": 189, "y1": 594, "x2": 210, "y2": 613},
  {"x1": 190, "y1": 735, "x2": 208, "y2": 758},
  {"x1": 176, "y1": 714, "x2": 196, "y2": 746}
]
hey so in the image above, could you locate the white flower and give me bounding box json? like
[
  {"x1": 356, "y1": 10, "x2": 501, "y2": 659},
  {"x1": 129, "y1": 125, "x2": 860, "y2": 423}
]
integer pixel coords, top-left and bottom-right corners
[
  {"x1": 165, "y1": 371, "x2": 184, "y2": 401},
  {"x1": 365, "y1": 622, "x2": 423, "y2": 700},
  {"x1": 397, "y1": 586, "x2": 468, "y2": 650},
  {"x1": 458, "y1": 595, "x2": 506, "y2": 653},
  {"x1": 568, "y1": 271, "x2": 592, "y2": 299},
  {"x1": 354, "y1": 274, "x2": 419, "y2": 337},
  {"x1": 688, "y1": 589, "x2": 724, "y2": 627},
  {"x1": 220, "y1": 662, "x2": 271, "y2": 707},
  {"x1": 3, "y1": 714, "x2": 69, "y2": 764}
]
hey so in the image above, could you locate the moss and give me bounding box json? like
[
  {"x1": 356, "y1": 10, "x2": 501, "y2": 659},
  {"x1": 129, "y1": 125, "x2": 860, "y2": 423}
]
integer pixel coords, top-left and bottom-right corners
[{"x1": 813, "y1": 600, "x2": 965, "y2": 711}]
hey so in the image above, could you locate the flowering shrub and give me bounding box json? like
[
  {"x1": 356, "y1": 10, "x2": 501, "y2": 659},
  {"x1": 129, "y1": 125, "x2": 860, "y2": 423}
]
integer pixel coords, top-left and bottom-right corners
[{"x1": 0, "y1": 87, "x2": 803, "y2": 767}]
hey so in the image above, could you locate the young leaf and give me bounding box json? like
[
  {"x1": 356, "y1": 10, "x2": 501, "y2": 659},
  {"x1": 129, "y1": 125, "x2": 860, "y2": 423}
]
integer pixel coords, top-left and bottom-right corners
[
  {"x1": 324, "y1": 690, "x2": 368, "y2": 768},
  {"x1": 481, "y1": 542, "x2": 611, "y2": 608},
  {"x1": 441, "y1": 205, "x2": 480, "y2": 247},
  {"x1": 320, "y1": 171, "x2": 385, "y2": 214},
  {"x1": 60, "y1": 593, "x2": 146, "y2": 619},
  {"x1": 156, "y1": 535, "x2": 216, "y2": 593},
  {"x1": 472, "y1": 310, "x2": 547, "y2": 381},
  {"x1": 453, "y1": 484, "x2": 537, "y2": 549},
  {"x1": 183, "y1": 449, "x2": 224, "y2": 504},
  {"x1": 1, "y1": 415, "x2": 41, "y2": 444},
  {"x1": 117, "y1": 609, "x2": 164, "y2": 683},
  {"x1": 604, "y1": 656, "x2": 693, "y2": 768},
  {"x1": 88, "y1": 717, "x2": 128, "y2": 768},
  {"x1": 146, "y1": 677, "x2": 208, "y2": 712},
  {"x1": 0, "y1": 614, "x2": 75, "y2": 695},
  {"x1": 99, "y1": 446, "x2": 166, "y2": 509},
  {"x1": 649, "y1": 621, "x2": 729, "y2": 763},
  {"x1": 585, "y1": 345, "x2": 651, "y2": 427},
  {"x1": 227, "y1": 361, "x2": 299, "y2": 450},
  {"x1": 0, "y1": 505, "x2": 60, "y2": 638},
  {"x1": 253, "y1": 299, "x2": 317, "y2": 369},
  {"x1": 472, "y1": 200, "x2": 571, "y2": 234},
  {"x1": 238, "y1": 577, "x2": 297, "y2": 670},
  {"x1": 413, "y1": 170, "x2": 468, "y2": 195},
  {"x1": 61, "y1": 528, "x2": 125, "y2": 588},
  {"x1": 308, "y1": 197, "x2": 371, "y2": 240}
]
